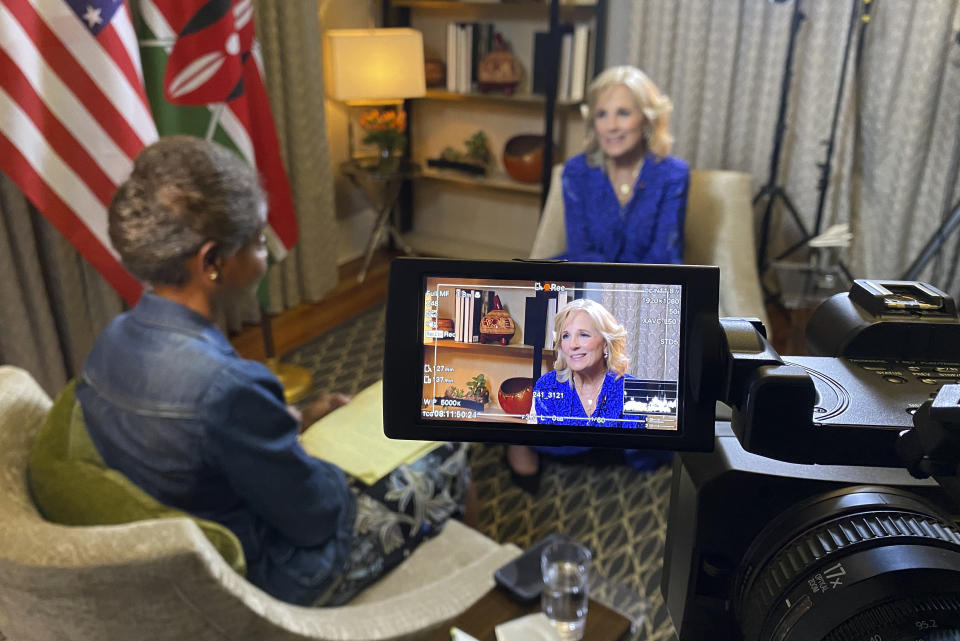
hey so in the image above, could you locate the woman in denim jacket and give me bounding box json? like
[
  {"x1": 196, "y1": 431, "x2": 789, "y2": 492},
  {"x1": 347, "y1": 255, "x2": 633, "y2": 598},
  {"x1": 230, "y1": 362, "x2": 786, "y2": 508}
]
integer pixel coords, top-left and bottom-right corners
[{"x1": 76, "y1": 137, "x2": 413, "y2": 606}]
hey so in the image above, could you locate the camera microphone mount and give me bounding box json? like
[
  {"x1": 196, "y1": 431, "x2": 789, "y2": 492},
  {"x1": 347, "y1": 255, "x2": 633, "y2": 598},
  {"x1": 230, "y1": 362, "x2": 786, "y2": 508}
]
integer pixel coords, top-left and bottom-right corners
[{"x1": 897, "y1": 384, "x2": 960, "y2": 494}]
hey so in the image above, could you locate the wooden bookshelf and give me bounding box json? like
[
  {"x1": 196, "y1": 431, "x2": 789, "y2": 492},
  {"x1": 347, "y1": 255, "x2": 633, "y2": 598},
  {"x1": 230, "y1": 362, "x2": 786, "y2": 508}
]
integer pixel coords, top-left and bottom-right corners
[{"x1": 418, "y1": 167, "x2": 541, "y2": 194}]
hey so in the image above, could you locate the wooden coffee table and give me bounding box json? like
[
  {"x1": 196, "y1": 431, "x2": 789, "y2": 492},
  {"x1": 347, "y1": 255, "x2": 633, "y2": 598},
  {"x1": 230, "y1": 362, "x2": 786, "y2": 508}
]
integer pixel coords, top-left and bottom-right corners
[{"x1": 425, "y1": 586, "x2": 632, "y2": 641}]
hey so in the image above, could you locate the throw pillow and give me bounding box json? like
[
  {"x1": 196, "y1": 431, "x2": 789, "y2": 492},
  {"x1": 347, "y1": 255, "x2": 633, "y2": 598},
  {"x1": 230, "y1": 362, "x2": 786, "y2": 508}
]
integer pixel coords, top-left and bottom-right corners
[{"x1": 27, "y1": 380, "x2": 246, "y2": 576}]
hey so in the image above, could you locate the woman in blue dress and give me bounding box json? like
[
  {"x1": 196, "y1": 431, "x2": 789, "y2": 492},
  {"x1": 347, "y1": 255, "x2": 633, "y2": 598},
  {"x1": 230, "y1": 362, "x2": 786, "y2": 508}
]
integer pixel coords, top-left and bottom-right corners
[
  {"x1": 508, "y1": 299, "x2": 673, "y2": 491},
  {"x1": 508, "y1": 66, "x2": 685, "y2": 489},
  {"x1": 558, "y1": 65, "x2": 688, "y2": 264},
  {"x1": 531, "y1": 299, "x2": 638, "y2": 431}
]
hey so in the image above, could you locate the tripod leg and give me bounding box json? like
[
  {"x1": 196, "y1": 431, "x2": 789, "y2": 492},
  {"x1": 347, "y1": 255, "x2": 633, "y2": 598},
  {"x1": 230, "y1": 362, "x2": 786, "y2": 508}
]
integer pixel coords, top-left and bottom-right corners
[
  {"x1": 358, "y1": 203, "x2": 393, "y2": 284},
  {"x1": 902, "y1": 200, "x2": 960, "y2": 281},
  {"x1": 770, "y1": 188, "x2": 813, "y2": 262},
  {"x1": 752, "y1": 184, "x2": 774, "y2": 206},
  {"x1": 757, "y1": 194, "x2": 775, "y2": 273}
]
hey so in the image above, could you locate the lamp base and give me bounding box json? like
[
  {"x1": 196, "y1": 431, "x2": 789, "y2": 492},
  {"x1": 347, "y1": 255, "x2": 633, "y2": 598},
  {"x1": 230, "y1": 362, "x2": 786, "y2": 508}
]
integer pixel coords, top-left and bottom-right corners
[{"x1": 266, "y1": 358, "x2": 313, "y2": 404}]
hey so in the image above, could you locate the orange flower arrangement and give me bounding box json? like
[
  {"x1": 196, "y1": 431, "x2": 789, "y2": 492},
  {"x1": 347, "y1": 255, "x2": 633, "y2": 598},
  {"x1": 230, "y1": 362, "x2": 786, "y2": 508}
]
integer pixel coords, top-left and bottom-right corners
[{"x1": 358, "y1": 108, "x2": 407, "y2": 153}]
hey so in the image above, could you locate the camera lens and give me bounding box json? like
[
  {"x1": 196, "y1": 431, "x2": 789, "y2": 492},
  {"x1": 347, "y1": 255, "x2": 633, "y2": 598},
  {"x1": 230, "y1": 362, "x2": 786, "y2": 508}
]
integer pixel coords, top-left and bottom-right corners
[{"x1": 733, "y1": 486, "x2": 960, "y2": 641}]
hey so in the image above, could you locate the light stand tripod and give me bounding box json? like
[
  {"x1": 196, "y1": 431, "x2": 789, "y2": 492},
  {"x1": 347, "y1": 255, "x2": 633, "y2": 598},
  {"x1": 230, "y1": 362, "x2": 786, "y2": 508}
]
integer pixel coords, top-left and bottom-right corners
[
  {"x1": 900, "y1": 20, "x2": 960, "y2": 285},
  {"x1": 902, "y1": 201, "x2": 960, "y2": 282},
  {"x1": 755, "y1": 0, "x2": 867, "y2": 295},
  {"x1": 753, "y1": 0, "x2": 810, "y2": 284}
]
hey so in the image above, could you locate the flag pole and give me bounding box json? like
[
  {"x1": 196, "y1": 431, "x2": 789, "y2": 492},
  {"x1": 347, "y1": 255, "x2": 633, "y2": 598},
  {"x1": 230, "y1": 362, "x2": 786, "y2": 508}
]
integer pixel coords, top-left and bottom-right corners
[
  {"x1": 259, "y1": 305, "x2": 312, "y2": 404},
  {"x1": 202, "y1": 104, "x2": 312, "y2": 404}
]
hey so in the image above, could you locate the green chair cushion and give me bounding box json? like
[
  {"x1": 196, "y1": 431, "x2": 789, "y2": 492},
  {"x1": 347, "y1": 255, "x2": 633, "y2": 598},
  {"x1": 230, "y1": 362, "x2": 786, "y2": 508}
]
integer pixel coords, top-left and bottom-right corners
[{"x1": 27, "y1": 381, "x2": 246, "y2": 576}]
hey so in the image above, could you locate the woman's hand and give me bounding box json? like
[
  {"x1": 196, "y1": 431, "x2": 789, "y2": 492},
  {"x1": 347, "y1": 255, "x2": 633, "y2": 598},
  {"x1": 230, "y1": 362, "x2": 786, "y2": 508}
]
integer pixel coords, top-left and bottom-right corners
[{"x1": 296, "y1": 393, "x2": 353, "y2": 433}]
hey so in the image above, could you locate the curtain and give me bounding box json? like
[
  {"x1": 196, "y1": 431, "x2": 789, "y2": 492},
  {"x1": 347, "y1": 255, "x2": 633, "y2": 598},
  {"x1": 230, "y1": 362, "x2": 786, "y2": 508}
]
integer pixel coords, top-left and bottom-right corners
[
  {"x1": 624, "y1": 0, "x2": 960, "y2": 300},
  {"x1": 0, "y1": 176, "x2": 123, "y2": 395},
  {"x1": 247, "y1": 0, "x2": 338, "y2": 316},
  {"x1": 599, "y1": 285, "x2": 681, "y2": 382},
  {"x1": 0, "y1": 0, "x2": 338, "y2": 394}
]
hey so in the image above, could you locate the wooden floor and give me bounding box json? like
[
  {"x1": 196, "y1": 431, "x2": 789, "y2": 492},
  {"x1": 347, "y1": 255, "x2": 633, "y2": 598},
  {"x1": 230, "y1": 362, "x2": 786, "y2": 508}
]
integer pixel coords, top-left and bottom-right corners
[
  {"x1": 232, "y1": 249, "x2": 804, "y2": 362},
  {"x1": 230, "y1": 250, "x2": 400, "y2": 361}
]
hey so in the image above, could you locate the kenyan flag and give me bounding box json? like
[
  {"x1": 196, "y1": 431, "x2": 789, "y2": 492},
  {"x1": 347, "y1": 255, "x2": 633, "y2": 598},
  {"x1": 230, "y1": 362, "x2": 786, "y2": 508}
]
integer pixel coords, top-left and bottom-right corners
[{"x1": 135, "y1": 0, "x2": 298, "y2": 260}]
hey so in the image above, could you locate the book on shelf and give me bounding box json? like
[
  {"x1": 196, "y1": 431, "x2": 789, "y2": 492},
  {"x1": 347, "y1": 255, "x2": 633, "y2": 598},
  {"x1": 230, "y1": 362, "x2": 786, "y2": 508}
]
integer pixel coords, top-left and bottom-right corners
[
  {"x1": 531, "y1": 23, "x2": 593, "y2": 101},
  {"x1": 454, "y1": 288, "x2": 480, "y2": 343},
  {"x1": 557, "y1": 25, "x2": 573, "y2": 101},
  {"x1": 570, "y1": 23, "x2": 591, "y2": 101},
  {"x1": 531, "y1": 31, "x2": 553, "y2": 96},
  {"x1": 524, "y1": 296, "x2": 547, "y2": 348},
  {"x1": 446, "y1": 22, "x2": 458, "y2": 93},
  {"x1": 466, "y1": 289, "x2": 476, "y2": 342},
  {"x1": 472, "y1": 289, "x2": 484, "y2": 342},
  {"x1": 458, "y1": 23, "x2": 472, "y2": 93},
  {"x1": 545, "y1": 296, "x2": 558, "y2": 348},
  {"x1": 463, "y1": 288, "x2": 472, "y2": 342},
  {"x1": 454, "y1": 287, "x2": 463, "y2": 342}
]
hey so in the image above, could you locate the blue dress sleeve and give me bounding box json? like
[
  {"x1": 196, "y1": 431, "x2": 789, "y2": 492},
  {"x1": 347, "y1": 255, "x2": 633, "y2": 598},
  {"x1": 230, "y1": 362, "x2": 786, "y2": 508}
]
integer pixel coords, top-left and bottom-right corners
[
  {"x1": 204, "y1": 368, "x2": 354, "y2": 549},
  {"x1": 649, "y1": 159, "x2": 689, "y2": 264},
  {"x1": 560, "y1": 160, "x2": 606, "y2": 262}
]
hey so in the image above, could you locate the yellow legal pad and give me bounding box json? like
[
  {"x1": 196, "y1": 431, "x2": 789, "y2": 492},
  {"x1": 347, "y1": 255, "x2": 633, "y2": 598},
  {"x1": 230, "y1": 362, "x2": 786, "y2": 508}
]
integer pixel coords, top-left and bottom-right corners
[{"x1": 300, "y1": 380, "x2": 440, "y2": 485}]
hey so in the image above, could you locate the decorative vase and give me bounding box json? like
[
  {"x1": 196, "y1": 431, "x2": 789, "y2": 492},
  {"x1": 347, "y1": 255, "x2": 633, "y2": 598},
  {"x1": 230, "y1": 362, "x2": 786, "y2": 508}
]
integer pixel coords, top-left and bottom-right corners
[
  {"x1": 477, "y1": 34, "x2": 521, "y2": 95},
  {"x1": 503, "y1": 134, "x2": 545, "y2": 183},
  {"x1": 377, "y1": 146, "x2": 401, "y2": 173},
  {"x1": 479, "y1": 295, "x2": 516, "y2": 345},
  {"x1": 498, "y1": 377, "x2": 534, "y2": 415}
]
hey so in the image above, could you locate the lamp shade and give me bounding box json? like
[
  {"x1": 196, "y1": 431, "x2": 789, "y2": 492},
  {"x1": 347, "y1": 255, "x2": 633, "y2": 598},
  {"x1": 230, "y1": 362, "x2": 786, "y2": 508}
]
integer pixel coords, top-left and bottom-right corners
[{"x1": 324, "y1": 28, "x2": 426, "y2": 103}]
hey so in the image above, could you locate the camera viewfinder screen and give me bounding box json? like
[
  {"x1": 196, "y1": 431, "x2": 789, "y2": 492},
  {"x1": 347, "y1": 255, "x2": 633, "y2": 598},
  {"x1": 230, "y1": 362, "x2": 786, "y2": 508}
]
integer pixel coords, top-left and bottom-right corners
[{"x1": 421, "y1": 276, "x2": 683, "y2": 432}]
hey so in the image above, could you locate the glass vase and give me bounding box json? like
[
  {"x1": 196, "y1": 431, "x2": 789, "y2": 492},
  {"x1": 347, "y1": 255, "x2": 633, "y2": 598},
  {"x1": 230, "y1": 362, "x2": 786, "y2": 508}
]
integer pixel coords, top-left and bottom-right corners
[{"x1": 377, "y1": 145, "x2": 401, "y2": 173}]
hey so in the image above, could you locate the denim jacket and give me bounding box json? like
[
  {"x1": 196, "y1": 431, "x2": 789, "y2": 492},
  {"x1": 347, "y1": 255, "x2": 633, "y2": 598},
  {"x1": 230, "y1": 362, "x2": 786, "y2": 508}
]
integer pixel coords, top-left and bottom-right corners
[{"x1": 76, "y1": 292, "x2": 356, "y2": 605}]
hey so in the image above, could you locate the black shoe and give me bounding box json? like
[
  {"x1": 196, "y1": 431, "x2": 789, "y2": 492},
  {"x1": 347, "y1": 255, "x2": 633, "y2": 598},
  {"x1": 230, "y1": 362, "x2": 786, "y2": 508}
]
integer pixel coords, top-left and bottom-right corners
[{"x1": 505, "y1": 447, "x2": 542, "y2": 494}]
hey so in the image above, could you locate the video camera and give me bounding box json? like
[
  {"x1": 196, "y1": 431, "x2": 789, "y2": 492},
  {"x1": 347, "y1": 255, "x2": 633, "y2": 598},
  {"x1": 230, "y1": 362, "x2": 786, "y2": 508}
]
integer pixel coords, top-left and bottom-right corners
[{"x1": 382, "y1": 257, "x2": 960, "y2": 641}]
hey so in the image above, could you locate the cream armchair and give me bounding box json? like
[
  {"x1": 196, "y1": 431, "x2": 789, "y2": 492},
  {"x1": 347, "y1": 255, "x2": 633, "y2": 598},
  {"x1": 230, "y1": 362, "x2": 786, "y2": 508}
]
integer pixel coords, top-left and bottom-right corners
[
  {"x1": 531, "y1": 164, "x2": 769, "y2": 329},
  {"x1": 0, "y1": 366, "x2": 520, "y2": 641}
]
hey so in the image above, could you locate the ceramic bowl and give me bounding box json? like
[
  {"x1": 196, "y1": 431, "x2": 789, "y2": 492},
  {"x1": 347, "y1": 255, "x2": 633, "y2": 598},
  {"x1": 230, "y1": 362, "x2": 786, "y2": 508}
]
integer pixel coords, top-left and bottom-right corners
[
  {"x1": 502, "y1": 134, "x2": 544, "y2": 184},
  {"x1": 498, "y1": 377, "x2": 534, "y2": 415}
]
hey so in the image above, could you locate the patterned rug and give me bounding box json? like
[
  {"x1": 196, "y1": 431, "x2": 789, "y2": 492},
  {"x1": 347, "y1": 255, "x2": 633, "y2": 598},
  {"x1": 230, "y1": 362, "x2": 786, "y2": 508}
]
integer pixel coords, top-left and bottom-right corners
[{"x1": 284, "y1": 304, "x2": 679, "y2": 641}]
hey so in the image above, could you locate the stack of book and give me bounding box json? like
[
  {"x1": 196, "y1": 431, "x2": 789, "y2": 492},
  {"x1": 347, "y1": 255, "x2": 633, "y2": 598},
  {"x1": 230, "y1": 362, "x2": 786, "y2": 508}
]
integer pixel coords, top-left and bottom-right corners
[
  {"x1": 532, "y1": 23, "x2": 593, "y2": 102},
  {"x1": 454, "y1": 288, "x2": 491, "y2": 343}
]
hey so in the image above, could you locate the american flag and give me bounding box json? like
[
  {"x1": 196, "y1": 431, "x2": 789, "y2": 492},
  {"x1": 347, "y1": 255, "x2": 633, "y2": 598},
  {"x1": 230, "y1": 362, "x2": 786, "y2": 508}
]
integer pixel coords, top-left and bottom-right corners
[{"x1": 0, "y1": 0, "x2": 156, "y2": 305}]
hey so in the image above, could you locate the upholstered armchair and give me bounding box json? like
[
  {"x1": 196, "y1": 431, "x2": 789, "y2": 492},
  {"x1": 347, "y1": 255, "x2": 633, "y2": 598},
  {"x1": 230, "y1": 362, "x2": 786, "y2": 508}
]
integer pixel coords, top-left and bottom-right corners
[
  {"x1": 0, "y1": 366, "x2": 521, "y2": 641},
  {"x1": 530, "y1": 164, "x2": 769, "y2": 329}
]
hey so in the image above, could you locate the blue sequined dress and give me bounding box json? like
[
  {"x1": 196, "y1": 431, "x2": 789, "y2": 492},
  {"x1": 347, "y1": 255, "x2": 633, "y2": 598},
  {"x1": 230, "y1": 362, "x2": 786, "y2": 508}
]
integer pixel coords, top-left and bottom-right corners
[
  {"x1": 531, "y1": 370, "x2": 672, "y2": 471},
  {"x1": 529, "y1": 151, "x2": 688, "y2": 469},
  {"x1": 557, "y1": 151, "x2": 689, "y2": 264}
]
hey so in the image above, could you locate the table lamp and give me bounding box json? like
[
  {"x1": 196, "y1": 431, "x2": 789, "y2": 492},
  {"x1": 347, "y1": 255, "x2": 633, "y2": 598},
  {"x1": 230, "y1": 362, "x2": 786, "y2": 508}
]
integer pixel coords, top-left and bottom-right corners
[{"x1": 324, "y1": 28, "x2": 426, "y2": 159}]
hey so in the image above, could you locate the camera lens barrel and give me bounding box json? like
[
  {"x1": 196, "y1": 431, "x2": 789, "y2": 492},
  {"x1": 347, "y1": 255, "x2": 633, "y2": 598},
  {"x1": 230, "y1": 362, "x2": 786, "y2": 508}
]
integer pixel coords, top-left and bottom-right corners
[{"x1": 734, "y1": 486, "x2": 960, "y2": 641}]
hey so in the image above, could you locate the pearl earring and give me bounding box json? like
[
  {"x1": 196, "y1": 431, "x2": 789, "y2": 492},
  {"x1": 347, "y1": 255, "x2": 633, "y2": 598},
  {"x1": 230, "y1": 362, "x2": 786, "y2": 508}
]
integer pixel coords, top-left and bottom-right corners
[{"x1": 208, "y1": 270, "x2": 220, "y2": 282}]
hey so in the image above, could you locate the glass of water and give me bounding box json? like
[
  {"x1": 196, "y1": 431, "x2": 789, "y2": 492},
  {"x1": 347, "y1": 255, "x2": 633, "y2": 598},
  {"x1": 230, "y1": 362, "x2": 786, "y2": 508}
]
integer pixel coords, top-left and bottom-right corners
[{"x1": 540, "y1": 539, "x2": 591, "y2": 641}]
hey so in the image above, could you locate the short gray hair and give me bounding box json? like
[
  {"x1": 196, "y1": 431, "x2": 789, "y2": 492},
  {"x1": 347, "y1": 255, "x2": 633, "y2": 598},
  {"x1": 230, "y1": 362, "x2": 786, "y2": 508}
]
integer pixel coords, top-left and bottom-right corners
[
  {"x1": 109, "y1": 136, "x2": 266, "y2": 286},
  {"x1": 583, "y1": 66, "x2": 674, "y2": 162}
]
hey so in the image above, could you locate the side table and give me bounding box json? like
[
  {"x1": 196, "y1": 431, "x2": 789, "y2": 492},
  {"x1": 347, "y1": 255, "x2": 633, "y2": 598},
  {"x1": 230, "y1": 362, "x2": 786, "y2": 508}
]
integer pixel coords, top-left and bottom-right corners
[
  {"x1": 340, "y1": 158, "x2": 420, "y2": 283},
  {"x1": 425, "y1": 587, "x2": 632, "y2": 641}
]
